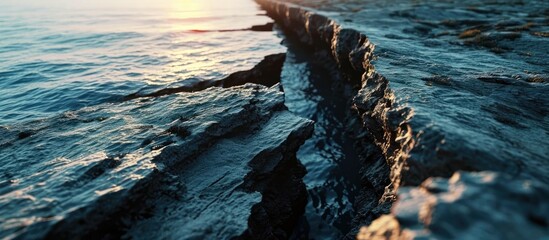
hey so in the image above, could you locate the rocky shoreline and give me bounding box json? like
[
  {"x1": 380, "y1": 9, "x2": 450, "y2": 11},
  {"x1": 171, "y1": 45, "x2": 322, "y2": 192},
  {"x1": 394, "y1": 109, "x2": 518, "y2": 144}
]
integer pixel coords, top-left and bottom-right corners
[
  {"x1": 1, "y1": 0, "x2": 547, "y2": 239},
  {"x1": 1, "y1": 57, "x2": 313, "y2": 239},
  {"x1": 256, "y1": 0, "x2": 549, "y2": 239}
]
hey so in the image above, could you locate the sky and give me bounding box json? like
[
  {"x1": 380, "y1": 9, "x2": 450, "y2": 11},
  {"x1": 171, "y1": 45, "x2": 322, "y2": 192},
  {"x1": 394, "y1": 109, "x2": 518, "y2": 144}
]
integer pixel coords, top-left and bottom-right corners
[{"x1": 0, "y1": 0, "x2": 256, "y2": 11}]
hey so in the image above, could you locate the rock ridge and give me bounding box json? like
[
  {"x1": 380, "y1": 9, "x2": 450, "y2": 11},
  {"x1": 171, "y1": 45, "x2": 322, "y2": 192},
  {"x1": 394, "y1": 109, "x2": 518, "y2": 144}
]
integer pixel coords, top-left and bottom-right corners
[{"x1": 256, "y1": 0, "x2": 549, "y2": 238}]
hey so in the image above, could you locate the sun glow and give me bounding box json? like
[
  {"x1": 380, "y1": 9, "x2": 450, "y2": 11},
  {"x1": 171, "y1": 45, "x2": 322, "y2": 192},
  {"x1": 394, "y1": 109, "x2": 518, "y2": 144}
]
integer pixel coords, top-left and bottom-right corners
[
  {"x1": 167, "y1": 0, "x2": 219, "y2": 31},
  {"x1": 171, "y1": 0, "x2": 207, "y2": 17}
]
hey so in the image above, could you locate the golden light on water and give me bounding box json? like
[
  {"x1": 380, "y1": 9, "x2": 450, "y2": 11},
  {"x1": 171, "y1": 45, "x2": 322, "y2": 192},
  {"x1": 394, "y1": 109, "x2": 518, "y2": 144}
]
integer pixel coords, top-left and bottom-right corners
[
  {"x1": 171, "y1": 0, "x2": 205, "y2": 17},
  {"x1": 167, "y1": 0, "x2": 218, "y2": 31}
]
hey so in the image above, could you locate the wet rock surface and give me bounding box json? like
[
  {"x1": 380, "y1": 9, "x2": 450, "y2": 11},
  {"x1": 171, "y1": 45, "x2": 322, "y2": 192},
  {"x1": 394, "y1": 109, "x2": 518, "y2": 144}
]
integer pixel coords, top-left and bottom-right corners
[
  {"x1": 257, "y1": 0, "x2": 549, "y2": 239},
  {"x1": 280, "y1": 29, "x2": 366, "y2": 238},
  {"x1": 1, "y1": 1, "x2": 316, "y2": 239},
  {"x1": 0, "y1": 75, "x2": 313, "y2": 238},
  {"x1": 2, "y1": 0, "x2": 547, "y2": 239},
  {"x1": 359, "y1": 171, "x2": 549, "y2": 240}
]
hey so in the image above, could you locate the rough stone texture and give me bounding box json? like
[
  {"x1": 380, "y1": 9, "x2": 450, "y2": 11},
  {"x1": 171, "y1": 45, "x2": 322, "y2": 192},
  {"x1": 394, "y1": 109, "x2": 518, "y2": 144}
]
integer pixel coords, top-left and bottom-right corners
[
  {"x1": 255, "y1": 0, "x2": 408, "y2": 235},
  {"x1": 122, "y1": 102, "x2": 312, "y2": 240},
  {"x1": 257, "y1": 0, "x2": 549, "y2": 238},
  {"x1": 0, "y1": 80, "x2": 313, "y2": 238},
  {"x1": 280, "y1": 34, "x2": 379, "y2": 238},
  {"x1": 358, "y1": 171, "x2": 549, "y2": 240}
]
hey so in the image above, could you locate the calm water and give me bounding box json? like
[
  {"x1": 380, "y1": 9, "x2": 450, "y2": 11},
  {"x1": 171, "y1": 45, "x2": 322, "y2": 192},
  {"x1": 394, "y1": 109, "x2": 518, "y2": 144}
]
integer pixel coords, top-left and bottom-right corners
[
  {"x1": 0, "y1": 0, "x2": 284, "y2": 124},
  {"x1": 0, "y1": 0, "x2": 358, "y2": 238},
  {"x1": 0, "y1": 0, "x2": 287, "y2": 238}
]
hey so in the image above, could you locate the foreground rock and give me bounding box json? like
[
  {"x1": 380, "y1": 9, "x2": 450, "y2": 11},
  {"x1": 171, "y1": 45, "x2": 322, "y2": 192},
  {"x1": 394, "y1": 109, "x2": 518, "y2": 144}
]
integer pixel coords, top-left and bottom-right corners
[
  {"x1": 0, "y1": 83, "x2": 313, "y2": 239},
  {"x1": 359, "y1": 171, "x2": 549, "y2": 240},
  {"x1": 257, "y1": 0, "x2": 549, "y2": 238}
]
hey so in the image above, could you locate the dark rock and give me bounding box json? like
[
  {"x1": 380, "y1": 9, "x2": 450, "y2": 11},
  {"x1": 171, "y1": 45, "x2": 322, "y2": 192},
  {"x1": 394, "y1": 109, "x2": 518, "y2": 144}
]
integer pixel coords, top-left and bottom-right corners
[
  {"x1": 124, "y1": 53, "x2": 286, "y2": 100},
  {"x1": 257, "y1": 0, "x2": 549, "y2": 239},
  {"x1": 221, "y1": 53, "x2": 286, "y2": 88},
  {"x1": 250, "y1": 22, "x2": 275, "y2": 31},
  {"x1": 1, "y1": 82, "x2": 312, "y2": 239},
  {"x1": 17, "y1": 130, "x2": 34, "y2": 139},
  {"x1": 358, "y1": 172, "x2": 549, "y2": 240},
  {"x1": 66, "y1": 155, "x2": 124, "y2": 187},
  {"x1": 166, "y1": 125, "x2": 191, "y2": 138},
  {"x1": 421, "y1": 75, "x2": 453, "y2": 86}
]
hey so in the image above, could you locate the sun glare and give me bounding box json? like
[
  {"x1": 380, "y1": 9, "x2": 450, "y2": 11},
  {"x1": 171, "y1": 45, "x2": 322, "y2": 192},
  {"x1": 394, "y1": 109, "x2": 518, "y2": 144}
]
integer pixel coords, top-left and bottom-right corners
[
  {"x1": 167, "y1": 0, "x2": 218, "y2": 30},
  {"x1": 171, "y1": 0, "x2": 209, "y2": 18}
]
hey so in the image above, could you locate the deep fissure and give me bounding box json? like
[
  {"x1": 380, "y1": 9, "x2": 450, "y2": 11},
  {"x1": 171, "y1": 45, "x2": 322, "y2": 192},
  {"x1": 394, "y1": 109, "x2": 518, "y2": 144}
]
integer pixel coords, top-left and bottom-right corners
[
  {"x1": 273, "y1": 19, "x2": 390, "y2": 239},
  {"x1": 279, "y1": 30, "x2": 361, "y2": 238}
]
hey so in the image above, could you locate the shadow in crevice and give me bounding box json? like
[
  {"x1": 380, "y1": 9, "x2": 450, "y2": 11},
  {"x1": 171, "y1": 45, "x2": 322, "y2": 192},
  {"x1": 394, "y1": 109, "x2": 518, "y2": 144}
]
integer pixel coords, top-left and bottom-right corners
[{"x1": 278, "y1": 28, "x2": 364, "y2": 239}]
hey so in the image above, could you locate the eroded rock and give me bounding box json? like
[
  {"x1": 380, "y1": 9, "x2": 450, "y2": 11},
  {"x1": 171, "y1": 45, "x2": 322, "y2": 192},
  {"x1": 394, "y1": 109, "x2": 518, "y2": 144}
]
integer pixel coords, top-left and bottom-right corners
[
  {"x1": 359, "y1": 171, "x2": 549, "y2": 240},
  {"x1": 257, "y1": 0, "x2": 549, "y2": 238},
  {"x1": 1, "y1": 80, "x2": 313, "y2": 239}
]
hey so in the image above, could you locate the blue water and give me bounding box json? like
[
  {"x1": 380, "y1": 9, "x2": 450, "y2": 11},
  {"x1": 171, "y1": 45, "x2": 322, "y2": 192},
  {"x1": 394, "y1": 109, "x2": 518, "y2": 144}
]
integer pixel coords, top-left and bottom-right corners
[
  {"x1": 0, "y1": 0, "x2": 284, "y2": 124},
  {"x1": 0, "y1": 1, "x2": 290, "y2": 238},
  {"x1": 0, "y1": 0, "x2": 366, "y2": 238}
]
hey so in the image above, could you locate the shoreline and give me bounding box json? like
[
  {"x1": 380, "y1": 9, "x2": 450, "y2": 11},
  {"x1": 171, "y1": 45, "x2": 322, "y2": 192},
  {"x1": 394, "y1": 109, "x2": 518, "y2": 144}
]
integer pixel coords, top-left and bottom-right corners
[{"x1": 256, "y1": 0, "x2": 549, "y2": 238}]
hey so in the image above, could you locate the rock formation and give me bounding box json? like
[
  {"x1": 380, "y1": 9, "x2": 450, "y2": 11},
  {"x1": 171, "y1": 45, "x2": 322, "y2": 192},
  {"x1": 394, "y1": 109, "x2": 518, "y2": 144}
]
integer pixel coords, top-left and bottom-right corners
[
  {"x1": 256, "y1": 0, "x2": 549, "y2": 238},
  {"x1": 358, "y1": 171, "x2": 549, "y2": 239},
  {"x1": 0, "y1": 58, "x2": 313, "y2": 239},
  {"x1": 1, "y1": 0, "x2": 547, "y2": 239}
]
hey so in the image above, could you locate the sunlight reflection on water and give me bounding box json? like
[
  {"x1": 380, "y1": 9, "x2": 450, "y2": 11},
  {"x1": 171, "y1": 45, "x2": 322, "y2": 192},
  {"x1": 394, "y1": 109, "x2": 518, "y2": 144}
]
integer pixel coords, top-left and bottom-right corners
[{"x1": 0, "y1": 0, "x2": 283, "y2": 124}]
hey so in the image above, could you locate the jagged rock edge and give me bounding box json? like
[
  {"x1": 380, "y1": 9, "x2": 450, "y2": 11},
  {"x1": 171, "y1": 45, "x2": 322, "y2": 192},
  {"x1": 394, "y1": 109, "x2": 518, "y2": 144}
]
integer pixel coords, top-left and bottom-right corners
[
  {"x1": 42, "y1": 64, "x2": 312, "y2": 238},
  {"x1": 124, "y1": 53, "x2": 287, "y2": 100},
  {"x1": 255, "y1": 1, "x2": 549, "y2": 239},
  {"x1": 255, "y1": 0, "x2": 413, "y2": 206},
  {"x1": 254, "y1": 0, "x2": 416, "y2": 235}
]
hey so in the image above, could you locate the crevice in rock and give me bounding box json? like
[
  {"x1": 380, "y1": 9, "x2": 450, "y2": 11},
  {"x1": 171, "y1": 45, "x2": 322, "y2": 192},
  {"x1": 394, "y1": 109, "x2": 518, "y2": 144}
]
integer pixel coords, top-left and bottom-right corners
[
  {"x1": 25, "y1": 47, "x2": 314, "y2": 239},
  {"x1": 276, "y1": 26, "x2": 384, "y2": 238},
  {"x1": 256, "y1": 1, "x2": 549, "y2": 239},
  {"x1": 43, "y1": 84, "x2": 314, "y2": 240},
  {"x1": 255, "y1": 0, "x2": 413, "y2": 237},
  {"x1": 237, "y1": 128, "x2": 312, "y2": 239}
]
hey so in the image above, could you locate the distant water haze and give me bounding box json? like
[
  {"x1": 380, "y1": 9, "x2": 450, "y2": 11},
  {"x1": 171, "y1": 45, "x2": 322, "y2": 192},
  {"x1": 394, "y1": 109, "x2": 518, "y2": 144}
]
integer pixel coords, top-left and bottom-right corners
[
  {"x1": 0, "y1": 0, "x2": 264, "y2": 31},
  {"x1": 1, "y1": 0, "x2": 253, "y2": 11}
]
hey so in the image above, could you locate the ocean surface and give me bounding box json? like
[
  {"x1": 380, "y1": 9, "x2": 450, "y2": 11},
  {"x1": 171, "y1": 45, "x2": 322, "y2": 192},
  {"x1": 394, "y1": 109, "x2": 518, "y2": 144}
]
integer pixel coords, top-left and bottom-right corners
[
  {"x1": 0, "y1": 0, "x2": 284, "y2": 124},
  {"x1": 4, "y1": 0, "x2": 548, "y2": 239},
  {"x1": 0, "y1": 0, "x2": 358, "y2": 238}
]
